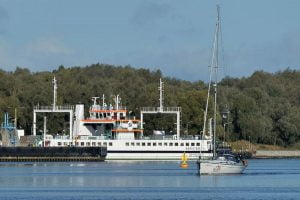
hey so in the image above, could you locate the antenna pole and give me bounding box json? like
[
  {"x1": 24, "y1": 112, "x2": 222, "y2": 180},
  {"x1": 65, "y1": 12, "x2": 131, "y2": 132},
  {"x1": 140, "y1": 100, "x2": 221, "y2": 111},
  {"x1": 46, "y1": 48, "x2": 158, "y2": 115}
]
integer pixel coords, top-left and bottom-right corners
[
  {"x1": 53, "y1": 76, "x2": 57, "y2": 110},
  {"x1": 159, "y1": 78, "x2": 164, "y2": 112}
]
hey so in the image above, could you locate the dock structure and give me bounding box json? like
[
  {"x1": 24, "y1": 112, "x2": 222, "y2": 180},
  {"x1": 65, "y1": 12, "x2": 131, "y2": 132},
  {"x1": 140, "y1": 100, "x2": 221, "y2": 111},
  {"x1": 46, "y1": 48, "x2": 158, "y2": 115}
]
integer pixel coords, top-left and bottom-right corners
[
  {"x1": 0, "y1": 147, "x2": 107, "y2": 162},
  {"x1": 1, "y1": 112, "x2": 19, "y2": 146},
  {"x1": 140, "y1": 79, "x2": 181, "y2": 139},
  {"x1": 32, "y1": 77, "x2": 74, "y2": 140}
]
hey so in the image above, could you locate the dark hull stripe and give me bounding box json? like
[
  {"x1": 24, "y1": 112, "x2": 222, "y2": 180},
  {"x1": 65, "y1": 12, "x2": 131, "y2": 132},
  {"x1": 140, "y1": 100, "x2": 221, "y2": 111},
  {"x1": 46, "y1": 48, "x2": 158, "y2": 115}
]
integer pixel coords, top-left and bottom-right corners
[{"x1": 108, "y1": 151, "x2": 212, "y2": 153}]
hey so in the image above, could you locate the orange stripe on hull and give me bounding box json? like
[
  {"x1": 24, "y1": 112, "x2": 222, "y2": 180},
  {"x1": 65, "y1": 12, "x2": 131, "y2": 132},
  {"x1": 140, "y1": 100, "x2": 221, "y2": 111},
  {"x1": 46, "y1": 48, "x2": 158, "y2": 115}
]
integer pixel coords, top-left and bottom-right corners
[
  {"x1": 89, "y1": 110, "x2": 127, "y2": 113},
  {"x1": 117, "y1": 120, "x2": 140, "y2": 122}
]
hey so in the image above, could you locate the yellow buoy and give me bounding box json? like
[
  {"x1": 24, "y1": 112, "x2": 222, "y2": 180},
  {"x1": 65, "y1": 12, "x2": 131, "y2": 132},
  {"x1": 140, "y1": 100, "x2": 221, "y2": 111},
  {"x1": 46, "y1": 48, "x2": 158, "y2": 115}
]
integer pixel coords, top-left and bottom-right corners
[{"x1": 180, "y1": 152, "x2": 189, "y2": 168}]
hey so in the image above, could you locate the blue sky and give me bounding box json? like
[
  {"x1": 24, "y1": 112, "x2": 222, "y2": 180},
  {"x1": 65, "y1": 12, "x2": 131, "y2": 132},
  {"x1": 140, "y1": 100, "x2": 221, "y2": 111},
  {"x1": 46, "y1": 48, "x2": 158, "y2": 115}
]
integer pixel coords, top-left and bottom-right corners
[{"x1": 0, "y1": 0, "x2": 299, "y2": 81}]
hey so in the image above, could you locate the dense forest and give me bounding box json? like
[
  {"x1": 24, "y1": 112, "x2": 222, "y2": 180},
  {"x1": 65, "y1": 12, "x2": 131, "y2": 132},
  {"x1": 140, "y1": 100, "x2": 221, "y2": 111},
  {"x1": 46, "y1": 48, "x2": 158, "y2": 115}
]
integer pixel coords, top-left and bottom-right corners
[{"x1": 0, "y1": 63, "x2": 299, "y2": 147}]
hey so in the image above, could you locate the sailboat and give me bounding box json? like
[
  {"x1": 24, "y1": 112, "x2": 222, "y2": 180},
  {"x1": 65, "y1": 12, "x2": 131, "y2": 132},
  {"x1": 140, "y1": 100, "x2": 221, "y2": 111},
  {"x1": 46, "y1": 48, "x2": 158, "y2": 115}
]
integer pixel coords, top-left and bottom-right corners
[{"x1": 197, "y1": 5, "x2": 248, "y2": 175}]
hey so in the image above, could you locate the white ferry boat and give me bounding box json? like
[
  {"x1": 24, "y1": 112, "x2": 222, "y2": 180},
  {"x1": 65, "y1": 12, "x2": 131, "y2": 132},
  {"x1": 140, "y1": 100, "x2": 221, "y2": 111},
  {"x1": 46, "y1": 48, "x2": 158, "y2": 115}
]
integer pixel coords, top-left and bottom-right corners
[{"x1": 34, "y1": 78, "x2": 213, "y2": 160}]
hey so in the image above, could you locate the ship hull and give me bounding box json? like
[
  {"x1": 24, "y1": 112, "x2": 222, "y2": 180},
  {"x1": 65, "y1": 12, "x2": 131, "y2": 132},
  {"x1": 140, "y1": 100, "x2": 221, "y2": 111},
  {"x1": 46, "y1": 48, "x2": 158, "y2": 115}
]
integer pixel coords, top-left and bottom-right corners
[
  {"x1": 45, "y1": 138, "x2": 213, "y2": 160},
  {"x1": 198, "y1": 160, "x2": 247, "y2": 174},
  {"x1": 0, "y1": 147, "x2": 107, "y2": 162},
  {"x1": 107, "y1": 151, "x2": 212, "y2": 160}
]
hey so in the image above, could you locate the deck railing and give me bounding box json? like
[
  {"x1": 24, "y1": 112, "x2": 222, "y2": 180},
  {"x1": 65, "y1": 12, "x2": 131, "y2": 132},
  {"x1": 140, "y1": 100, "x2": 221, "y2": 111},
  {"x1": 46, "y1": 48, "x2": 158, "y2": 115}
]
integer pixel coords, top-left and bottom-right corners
[
  {"x1": 34, "y1": 105, "x2": 74, "y2": 110},
  {"x1": 141, "y1": 107, "x2": 181, "y2": 112},
  {"x1": 90, "y1": 105, "x2": 127, "y2": 111}
]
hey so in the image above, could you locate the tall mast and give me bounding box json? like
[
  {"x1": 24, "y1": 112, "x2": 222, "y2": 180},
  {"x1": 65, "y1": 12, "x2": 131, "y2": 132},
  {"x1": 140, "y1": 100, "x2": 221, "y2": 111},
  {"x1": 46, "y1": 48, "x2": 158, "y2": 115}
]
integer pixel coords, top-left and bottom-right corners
[
  {"x1": 202, "y1": 5, "x2": 220, "y2": 159},
  {"x1": 213, "y1": 5, "x2": 220, "y2": 159},
  {"x1": 202, "y1": 5, "x2": 221, "y2": 140}
]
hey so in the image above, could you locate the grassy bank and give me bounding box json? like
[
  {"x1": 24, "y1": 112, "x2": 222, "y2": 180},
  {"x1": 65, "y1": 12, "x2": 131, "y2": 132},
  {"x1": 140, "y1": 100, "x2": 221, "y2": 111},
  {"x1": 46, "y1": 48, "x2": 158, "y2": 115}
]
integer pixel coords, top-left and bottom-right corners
[{"x1": 228, "y1": 140, "x2": 300, "y2": 153}]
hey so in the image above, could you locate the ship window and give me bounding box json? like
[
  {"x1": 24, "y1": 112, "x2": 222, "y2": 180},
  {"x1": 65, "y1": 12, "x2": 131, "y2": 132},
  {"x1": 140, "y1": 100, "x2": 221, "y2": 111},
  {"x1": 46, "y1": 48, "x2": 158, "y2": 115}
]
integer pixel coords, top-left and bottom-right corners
[
  {"x1": 75, "y1": 142, "x2": 79, "y2": 146},
  {"x1": 87, "y1": 142, "x2": 91, "y2": 146},
  {"x1": 164, "y1": 143, "x2": 168, "y2": 146},
  {"x1": 131, "y1": 142, "x2": 135, "y2": 146},
  {"x1": 63, "y1": 142, "x2": 68, "y2": 146},
  {"x1": 191, "y1": 143, "x2": 195, "y2": 146},
  {"x1": 180, "y1": 143, "x2": 184, "y2": 146},
  {"x1": 147, "y1": 143, "x2": 151, "y2": 146},
  {"x1": 153, "y1": 143, "x2": 156, "y2": 146},
  {"x1": 186, "y1": 143, "x2": 189, "y2": 146},
  {"x1": 98, "y1": 142, "x2": 101, "y2": 146},
  {"x1": 158, "y1": 143, "x2": 162, "y2": 146},
  {"x1": 126, "y1": 142, "x2": 129, "y2": 146},
  {"x1": 58, "y1": 142, "x2": 61, "y2": 146},
  {"x1": 81, "y1": 142, "x2": 84, "y2": 146},
  {"x1": 196, "y1": 143, "x2": 200, "y2": 146},
  {"x1": 92, "y1": 142, "x2": 96, "y2": 146},
  {"x1": 103, "y1": 142, "x2": 107, "y2": 146},
  {"x1": 136, "y1": 142, "x2": 140, "y2": 146},
  {"x1": 169, "y1": 143, "x2": 173, "y2": 146},
  {"x1": 175, "y1": 143, "x2": 178, "y2": 146},
  {"x1": 142, "y1": 142, "x2": 145, "y2": 146},
  {"x1": 109, "y1": 142, "x2": 113, "y2": 146}
]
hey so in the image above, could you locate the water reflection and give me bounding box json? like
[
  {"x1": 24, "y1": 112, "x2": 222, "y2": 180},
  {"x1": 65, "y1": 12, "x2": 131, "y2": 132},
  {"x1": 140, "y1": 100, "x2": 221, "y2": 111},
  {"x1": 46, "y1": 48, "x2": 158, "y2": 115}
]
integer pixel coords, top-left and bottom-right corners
[{"x1": 0, "y1": 159, "x2": 299, "y2": 198}]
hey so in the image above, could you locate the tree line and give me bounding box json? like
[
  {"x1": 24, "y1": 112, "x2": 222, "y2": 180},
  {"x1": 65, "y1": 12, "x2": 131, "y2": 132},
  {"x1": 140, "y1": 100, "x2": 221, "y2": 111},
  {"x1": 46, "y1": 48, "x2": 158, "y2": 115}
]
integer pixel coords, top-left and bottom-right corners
[{"x1": 0, "y1": 64, "x2": 299, "y2": 146}]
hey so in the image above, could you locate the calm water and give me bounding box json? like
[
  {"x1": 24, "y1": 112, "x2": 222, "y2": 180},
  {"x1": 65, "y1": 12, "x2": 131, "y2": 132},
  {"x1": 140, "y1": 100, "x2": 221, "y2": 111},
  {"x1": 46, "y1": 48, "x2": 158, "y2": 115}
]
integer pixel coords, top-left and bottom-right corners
[{"x1": 0, "y1": 159, "x2": 299, "y2": 200}]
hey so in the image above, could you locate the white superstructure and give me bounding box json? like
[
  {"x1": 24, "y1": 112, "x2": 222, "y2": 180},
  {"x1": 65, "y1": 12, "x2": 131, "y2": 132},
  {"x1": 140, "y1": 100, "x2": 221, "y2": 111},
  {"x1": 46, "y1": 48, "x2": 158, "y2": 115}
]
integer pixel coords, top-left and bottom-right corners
[
  {"x1": 35, "y1": 78, "x2": 213, "y2": 160},
  {"x1": 43, "y1": 93, "x2": 212, "y2": 160}
]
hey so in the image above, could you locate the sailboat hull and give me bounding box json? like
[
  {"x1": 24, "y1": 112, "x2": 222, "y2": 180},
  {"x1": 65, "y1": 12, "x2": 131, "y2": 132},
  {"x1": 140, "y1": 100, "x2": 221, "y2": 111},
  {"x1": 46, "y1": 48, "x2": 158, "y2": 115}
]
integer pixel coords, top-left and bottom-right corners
[{"x1": 198, "y1": 160, "x2": 247, "y2": 174}]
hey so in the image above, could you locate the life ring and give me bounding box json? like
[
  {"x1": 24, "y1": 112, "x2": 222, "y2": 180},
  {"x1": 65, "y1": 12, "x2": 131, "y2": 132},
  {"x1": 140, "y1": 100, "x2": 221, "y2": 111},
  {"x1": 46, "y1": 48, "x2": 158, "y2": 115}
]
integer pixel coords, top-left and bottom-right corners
[{"x1": 127, "y1": 121, "x2": 133, "y2": 130}]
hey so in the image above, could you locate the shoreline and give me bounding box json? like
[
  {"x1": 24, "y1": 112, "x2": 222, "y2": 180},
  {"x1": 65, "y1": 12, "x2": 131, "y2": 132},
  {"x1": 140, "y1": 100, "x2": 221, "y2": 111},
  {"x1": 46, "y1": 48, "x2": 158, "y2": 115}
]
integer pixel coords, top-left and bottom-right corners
[{"x1": 254, "y1": 150, "x2": 300, "y2": 158}]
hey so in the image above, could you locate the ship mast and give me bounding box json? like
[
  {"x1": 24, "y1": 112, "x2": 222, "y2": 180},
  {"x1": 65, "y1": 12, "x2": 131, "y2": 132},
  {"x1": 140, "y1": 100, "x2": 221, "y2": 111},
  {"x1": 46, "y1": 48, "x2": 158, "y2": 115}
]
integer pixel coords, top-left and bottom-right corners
[
  {"x1": 202, "y1": 5, "x2": 221, "y2": 159},
  {"x1": 213, "y1": 5, "x2": 220, "y2": 159}
]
